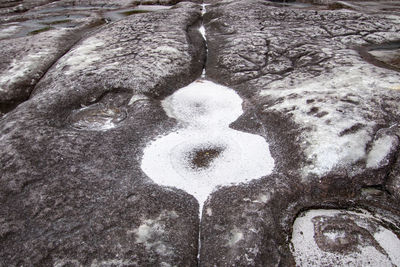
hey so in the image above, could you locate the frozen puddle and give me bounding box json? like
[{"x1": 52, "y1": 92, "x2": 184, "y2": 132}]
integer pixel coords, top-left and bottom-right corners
[
  {"x1": 291, "y1": 209, "x2": 400, "y2": 267},
  {"x1": 141, "y1": 80, "x2": 274, "y2": 212}
]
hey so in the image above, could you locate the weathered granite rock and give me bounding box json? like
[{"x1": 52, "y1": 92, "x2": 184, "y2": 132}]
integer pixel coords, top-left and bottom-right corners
[
  {"x1": 200, "y1": 0, "x2": 400, "y2": 265},
  {"x1": 2, "y1": 0, "x2": 400, "y2": 266},
  {"x1": 0, "y1": 2, "x2": 205, "y2": 266},
  {"x1": 0, "y1": 0, "x2": 205, "y2": 116},
  {"x1": 0, "y1": 16, "x2": 103, "y2": 115}
]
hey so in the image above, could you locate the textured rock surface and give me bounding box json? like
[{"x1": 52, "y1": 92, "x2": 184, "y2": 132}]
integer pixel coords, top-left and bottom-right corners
[
  {"x1": 1, "y1": 0, "x2": 400, "y2": 266},
  {"x1": 0, "y1": 0, "x2": 202, "y2": 115},
  {"x1": 0, "y1": 3, "x2": 204, "y2": 266},
  {"x1": 200, "y1": 0, "x2": 400, "y2": 266}
]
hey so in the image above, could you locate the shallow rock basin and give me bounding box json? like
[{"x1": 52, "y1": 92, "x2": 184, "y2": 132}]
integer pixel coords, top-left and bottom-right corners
[
  {"x1": 141, "y1": 80, "x2": 275, "y2": 211},
  {"x1": 291, "y1": 209, "x2": 400, "y2": 266}
]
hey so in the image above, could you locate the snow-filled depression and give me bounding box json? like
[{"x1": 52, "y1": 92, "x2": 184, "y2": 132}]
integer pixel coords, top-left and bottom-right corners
[{"x1": 141, "y1": 80, "x2": 275, "y2": 213}]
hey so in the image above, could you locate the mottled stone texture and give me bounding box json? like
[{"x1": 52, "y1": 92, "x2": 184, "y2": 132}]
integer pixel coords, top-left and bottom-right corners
[
  {"x1": 0, "y1": 3, "x2": 204, "y2": 266},
  {"x1": 1, "y1": 0, "x2": 400, "y2": 266},
  {"x1": 200, "y1": 0, "x2": 400, "y2": 266}
]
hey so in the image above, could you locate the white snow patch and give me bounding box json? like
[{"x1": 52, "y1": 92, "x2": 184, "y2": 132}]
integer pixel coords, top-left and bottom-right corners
[
  {"x1": 291, "y1": 209, "x2": 400, "y2": 267},
  {"x1": 366, "y1": 135, "x2": 397, "y2": 169},
  {"x1": 141, "y1": 80, "x2": 274, "y2": 213},
  {"x1": 162, "y1": 80, "x2": 243, "y2": 129}
]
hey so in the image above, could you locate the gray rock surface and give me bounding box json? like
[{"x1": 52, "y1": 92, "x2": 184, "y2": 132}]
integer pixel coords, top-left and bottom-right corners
[
  {"x1": 0, "y1": 16, "x2": 102, "y2": 115},
  {"x1": 1, "y1": 0, "x2": 400, "y2": 266},
  {"x1": 200, "y1": 0, "x2": 400, "y2": 266},
  {"x1": 0, "y1": 0, "x2": 203, "y2": 116},
  {"x1": 0, "y1": 2, "x2": 204, "y2": 266}
]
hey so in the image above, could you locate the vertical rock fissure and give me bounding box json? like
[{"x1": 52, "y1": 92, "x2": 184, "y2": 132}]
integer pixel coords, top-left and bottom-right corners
[
  {"x1": 199, "y1": 3, "x2": 208, "y2": 79},
  {"x1": 197, "y1": 3, "x2": 208, "y2": 264}
]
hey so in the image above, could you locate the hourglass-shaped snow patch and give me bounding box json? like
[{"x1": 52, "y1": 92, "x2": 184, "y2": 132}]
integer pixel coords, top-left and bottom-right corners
[{"x1": 141, "y1": 80, "x2": 274, "y2": 211}]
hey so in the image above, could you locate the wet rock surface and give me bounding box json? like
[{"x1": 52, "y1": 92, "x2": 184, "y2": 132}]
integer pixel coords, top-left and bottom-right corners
[{"x1": 1, "y1": 0, "x2": 400, "y2": 266}]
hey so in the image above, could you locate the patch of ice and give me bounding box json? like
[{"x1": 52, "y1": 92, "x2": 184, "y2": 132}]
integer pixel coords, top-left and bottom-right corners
[
  {"x1": 141, "y1": 80, "x2": 274, "y2": 212},
  {"x1": 366, "y1": 135, "x2": 398, "y2": 169},
  {"x1": 291, "y1": 209, "x2": 400, "y2": 267}
]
